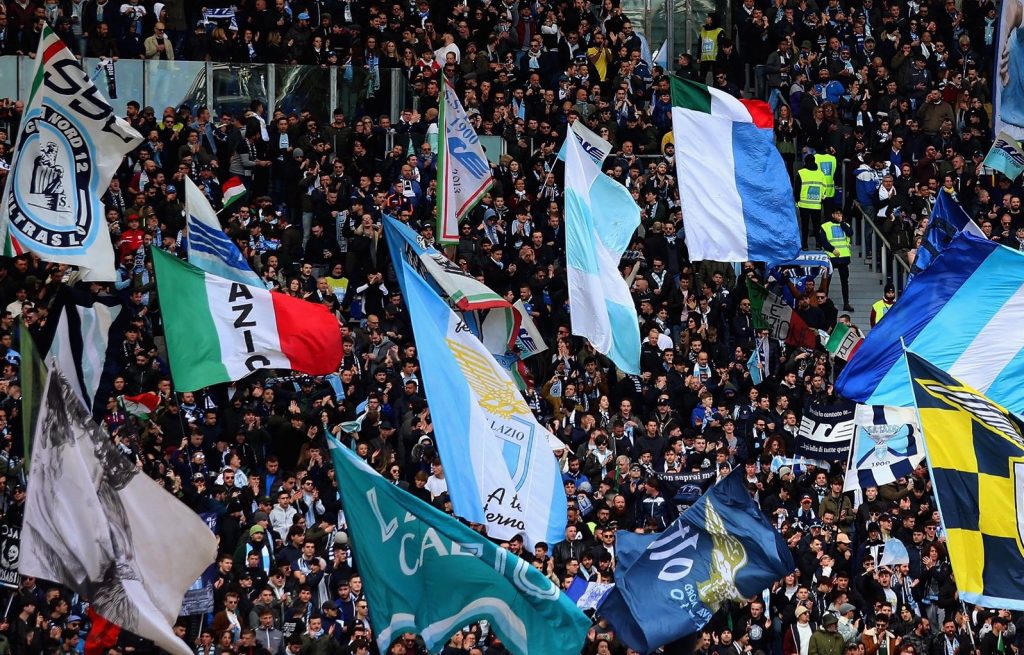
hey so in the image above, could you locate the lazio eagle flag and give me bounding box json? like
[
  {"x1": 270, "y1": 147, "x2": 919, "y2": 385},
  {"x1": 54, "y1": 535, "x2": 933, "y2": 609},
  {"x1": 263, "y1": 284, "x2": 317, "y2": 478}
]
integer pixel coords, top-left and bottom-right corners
[
  {"x1": 326, "y1": 436, "x2": 590, "y2": 655},
  {"x1": 597, "y1": 469, "x2": 794, "y2": 653},
  {"x1": 908, "y1": 351, "x2": 1024, "y2": 610}
]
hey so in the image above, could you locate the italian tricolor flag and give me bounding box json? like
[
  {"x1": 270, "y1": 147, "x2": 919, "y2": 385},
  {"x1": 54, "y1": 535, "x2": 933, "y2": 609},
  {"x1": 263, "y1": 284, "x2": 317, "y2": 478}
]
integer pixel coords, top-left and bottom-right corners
[
  {"x1": 152, "y1": 248, "x2": 343, "y2": 391},
  {"x1": 746, "y1": 279, "x2": 819, "y2": 350},
  {"x1": 119, "y1": 392, "x2": 161, "y2": 420},
  {"x1": 670, "y1": 76, "x2": 800, "y2": 263},
  {"x1": 221, "y1": 177, "x2": 246, "y2": 210},
  {"x1": 824, "y1": 323, "x2": 864, "y2": 361}
]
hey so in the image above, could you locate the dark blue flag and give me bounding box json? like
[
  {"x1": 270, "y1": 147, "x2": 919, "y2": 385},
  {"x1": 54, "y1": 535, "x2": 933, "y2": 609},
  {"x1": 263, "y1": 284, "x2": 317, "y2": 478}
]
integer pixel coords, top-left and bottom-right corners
[
  {"x1": 597, "y1": 469, "x2": 794, "y2": 654},
  {"x1": 910, "y1": 190, "x2": 983, "y2": 276}
]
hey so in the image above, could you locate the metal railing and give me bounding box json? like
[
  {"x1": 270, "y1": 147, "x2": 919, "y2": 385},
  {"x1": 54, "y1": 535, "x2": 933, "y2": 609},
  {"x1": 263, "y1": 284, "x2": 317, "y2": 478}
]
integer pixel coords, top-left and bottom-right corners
[{"x1": 839, "y1": 159, "x2": 910, "y2": 292}]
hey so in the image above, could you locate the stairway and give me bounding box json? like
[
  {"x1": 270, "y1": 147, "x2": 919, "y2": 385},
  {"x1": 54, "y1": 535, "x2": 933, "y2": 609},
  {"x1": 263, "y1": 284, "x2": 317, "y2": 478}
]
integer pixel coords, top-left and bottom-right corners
[{"x1": 844, "y1": 247, "x2": 885, "y2": 334}]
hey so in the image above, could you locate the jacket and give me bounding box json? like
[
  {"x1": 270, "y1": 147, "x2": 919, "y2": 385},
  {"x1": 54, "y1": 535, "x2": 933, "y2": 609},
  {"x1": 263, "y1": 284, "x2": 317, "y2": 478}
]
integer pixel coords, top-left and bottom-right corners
[{"x1": 809, "y1": 628, "x2": 846, "y2": 655}]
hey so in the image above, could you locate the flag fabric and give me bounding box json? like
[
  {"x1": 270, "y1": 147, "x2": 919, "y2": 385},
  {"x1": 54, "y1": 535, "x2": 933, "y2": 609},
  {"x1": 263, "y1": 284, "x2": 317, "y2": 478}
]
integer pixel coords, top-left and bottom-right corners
[
  {"x1": 564, "y1": 129, "x2": 641, "y2": 375},
  {"x1": 824, "y1": 323, "x2": 864, "y2": 360},
  {"x1": 878, "y1": 538, "x2": 911, "y2": 568},
  {"x1": 653, "y1": 38, "x2": 669, "y2": 68},
  {"x1": 746, "y1": 348, "x2": 763, "y2": 385},
  {"x1": 557, "y1": 119, "x2": 614, "y2": 167},
  {"x1": 908, "y1": 351, "x2": 1024, "y2": 610},
  {"x1": 843, "y1": 405, "x2": 924, "y2": 491},
  {"x1": 184, "y1": 177, "x2": 263, "y2": 286},
  {"x1": 327, "y1": 436, "x2": 590, "y2": 655},
  {"x1": 382, "y1": 218, "x2": 527, "y2": 386},
  {"x1": 745, "y1": 279, "x2": 818, "y2": 349},
  {"x1": 17, "y1": 318, "x2": 45, "y2": 463},
  {"x1": 795, "y1": 398, "x2": 856, "y2": 462},
  {"x1": 437, "y1": 73, "x2": 493, "y2": 243},
  {"x1": 512, "y1": 299, "x2": 547, "y2": 358},
  {"x1": 119, "y1": 392, "x2": 161, "y2": 420},
  {"x1": 983, "y1": 131, "x2": 1024, "y2": 181},
  {"x1": 21, "y1": 367, "x2": 218, "y2": 655},
  {"x1": 36, "y1": 288, "x2": 122, "y2": 411},
  {"x1": 670, "y1": 76, "x2": 799, "y2": 263},
  {"x1": 836, "y1": 231, "x2": 1024, "y2": 411},
  {"x1": 390, "y1": 238, "x2": 567, "y2": 546},
  {"x1": 910, "y1": 189, "x2": 985, "y2": 276},
  {"x1": 597, "y1": 469, "x2": 794, "y2": 654},
  {"x1": 770, "y1": 455, "x2": 827, "y2": 476},
  {"x1": 0, "y1": 28, "x2": 143, "y2": 280},
  {"x1": 84, "y1": 608, "x2": 121, "y2": 655},
  {"x1": 221, "y1": 176, "x2": 246, "y2": 210},
  {"x1": 152, "y1": 247, "x2": 343, "y2": 392}
]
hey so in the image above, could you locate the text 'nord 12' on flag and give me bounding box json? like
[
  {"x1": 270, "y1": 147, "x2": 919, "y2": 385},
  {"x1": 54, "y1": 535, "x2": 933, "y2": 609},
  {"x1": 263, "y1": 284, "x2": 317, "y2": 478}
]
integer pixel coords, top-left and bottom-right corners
[
  {"x1": 152, "y1": 247, "x2": 343, "y2": 391},
  {"x1": 437, "y1": 73, "x2": 492, "y2": 243},
  {"x1": 0, "y1": 27, "x2": 143, "y2": 280},
  {"x1": 327, "y1": 438, "x2": 590, "y2": 655},
  {"x1": 564, "y1": 129, "x2": 641, "y2": 375},
  {"x1": 597, "y1": 469, "x2": 794, "y2": 654},
  {"x1": 670, "y1": 76, "x2": 799, "y2": 263},
  {"x1": 835, "y1": 231, "x2": 1024, "y2": 412}
]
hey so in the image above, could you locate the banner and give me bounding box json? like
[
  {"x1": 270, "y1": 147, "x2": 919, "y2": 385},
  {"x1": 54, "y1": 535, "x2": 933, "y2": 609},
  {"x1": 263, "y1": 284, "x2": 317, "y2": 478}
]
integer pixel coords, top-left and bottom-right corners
[
  {"x1": 984, "y1": 131, "x2": 1024, "y2": 180},
  {"x1": 657, "y1": 469, "x2": 717, "y2": 517},
  {"x1": 92, "y1": 58, "x2": 117, "y2": 99},
  {"x1": 0, "y1": 28, "x2": 143, "y2": 280},
  {"x1": 843, "y1": 405, "x2": 924, "y2": 491},
  {"x1": 0, "y1": 519, "x2": 20, "y2": 589},
  {"x1": 437, "y1": 73, "x2": 492, "y2": 243},
  {"x1": 180, "y1": 513, "x2": 218, "y2": 615},
  {"x1": 795, "y1": 398, "x2": 855, "y2": 461}
]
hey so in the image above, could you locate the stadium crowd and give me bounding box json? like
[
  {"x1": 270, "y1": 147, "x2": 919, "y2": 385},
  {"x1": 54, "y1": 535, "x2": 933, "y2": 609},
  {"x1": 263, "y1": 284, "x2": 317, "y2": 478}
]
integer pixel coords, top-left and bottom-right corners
[{"x1": 0, "y1": 0, "x2": 1020, "y2": 654}]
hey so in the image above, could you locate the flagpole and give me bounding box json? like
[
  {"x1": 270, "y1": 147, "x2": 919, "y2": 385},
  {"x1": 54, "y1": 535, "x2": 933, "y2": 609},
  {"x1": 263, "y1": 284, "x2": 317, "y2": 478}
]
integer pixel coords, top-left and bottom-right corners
[{"x1": 3, "y1": 593, "x2": 13, "y2": 619}]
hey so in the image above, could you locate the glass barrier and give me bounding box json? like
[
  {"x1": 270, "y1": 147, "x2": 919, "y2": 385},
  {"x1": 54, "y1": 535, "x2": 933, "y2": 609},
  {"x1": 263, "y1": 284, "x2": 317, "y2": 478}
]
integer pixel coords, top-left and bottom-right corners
[
  {"x1": 210, "y1": 63, "x2": 269, "y2": 119},
  {"x1": 275, "y1": 65, "x2": 330, "y2": 123},
  {"x1": 145, "y1": 59, "x2": 208, "y2": 114}
]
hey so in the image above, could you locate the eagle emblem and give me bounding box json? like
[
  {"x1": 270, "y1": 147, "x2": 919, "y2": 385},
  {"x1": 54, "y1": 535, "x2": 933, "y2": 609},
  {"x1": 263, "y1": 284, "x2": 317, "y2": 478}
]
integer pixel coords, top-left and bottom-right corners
[{"x1": 697, "y1": 500, "x2": 748, "y2": 607}]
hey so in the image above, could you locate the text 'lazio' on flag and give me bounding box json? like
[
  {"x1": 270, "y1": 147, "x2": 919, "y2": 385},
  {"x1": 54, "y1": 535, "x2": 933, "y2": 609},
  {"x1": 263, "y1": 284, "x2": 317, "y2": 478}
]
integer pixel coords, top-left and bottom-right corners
[
  {"x1": 327, "y1": 437, "x2": 590, "y2": 655},
  {"x1": 907, "y1": 351, "x2": 1024, "y2": 610},
  {"x1": 563, "y1": 129, "x2": 641, "y2": 375},
  {"x1": 184, "y1": 176, "x2": 263, "y2": 287},
  {"x1": 835, "y1": 231, "x2": 1024, "y2": 413},
  {"x1": 388, "y1": 224, "x2": 567, "y2": 547},
  {"x1": 669, "y1": 76, "x2": 800, "y2": 264},
  {"x1": 597, "y1": 469, "x2": 794, "y2": 654}
]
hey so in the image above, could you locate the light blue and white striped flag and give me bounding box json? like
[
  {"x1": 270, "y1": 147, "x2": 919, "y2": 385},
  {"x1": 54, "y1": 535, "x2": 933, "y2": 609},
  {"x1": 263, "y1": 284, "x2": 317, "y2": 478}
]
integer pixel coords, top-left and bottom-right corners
[
  {"x1": 392, "y1": 225, "x2": 567, "y2": 547},
  {"x1": 184, "y1": 177, "x2": 263, "y2": 287},
  {"x1": 563, "y1": 132, "x2": 641, "y2": 374}
]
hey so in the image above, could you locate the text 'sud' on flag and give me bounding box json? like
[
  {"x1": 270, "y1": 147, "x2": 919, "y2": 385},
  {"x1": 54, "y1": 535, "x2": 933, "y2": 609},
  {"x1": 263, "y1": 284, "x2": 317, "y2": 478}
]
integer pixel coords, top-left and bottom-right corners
[
  {"x1": 327, "y1": 437, "x2": 590, "y2": 655},
  {"x1": 908, "y1": 351, "x2": 1024, "y2": 610},
  {"x1": 21, "y1": 366, "x2": 217, "y2": 655},
  {"x1": 597, "y1": 470, "x2": 794, "y2": 654},
  {"x1": 0, "y1": 27, "x2": 143, "y2": 280}
]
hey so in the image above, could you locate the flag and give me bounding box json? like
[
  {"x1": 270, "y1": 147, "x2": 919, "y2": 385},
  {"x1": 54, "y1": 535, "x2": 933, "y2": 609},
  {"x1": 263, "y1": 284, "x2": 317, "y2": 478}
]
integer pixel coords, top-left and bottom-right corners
[
  {"x1": 745, "y1": 279, "x2": 818, "y2": 349},
  {"x1": 843, "y1": 405, "x2": 924, "y2": 491},
  {"x1": 824, "y1": 323, "x2": 863, "y2": 361},
  {"x1": 983, "y1": 131, "x2": 1024, "y2": 181},
  {"x1": 327, "y1": 437, "x2": 590, "y2": 655},
  {"x1": 564, "y1": 128, "x2": 641, "y2": 374},
  {"x1": 437, "y1": 73, "x2": 493, "y2": 243},
  {"x1": 35, "y1": 287, "x2": 122, "y2": 412},
  {"x1": 382, "y1": 218, "x2": 529, "y2": 387},
  {"x1": 836, "y1": 231, "x2": 1024, "y2": 411},
  {"x1": 670, "y1": 76, "x2": 799, "y2": 263},
  {"x1": 653, "y1": 38, "x2": 669, "y2": 68},
  {"x1": 746, "y1": 348, "x2": 763, "y2": 385},
  {"x1": 908, "y1": 351, "x2": 1024, "y2": 609},
  {"x1": 119, "y1": 392, "x2": 161, "y2": 420},
  {"x1": 152, "y1": 247, "x2": 343, "y2": 391},
  {"x1": 184, "y1": 177, "x2": 262, "y2": 286},
  {"x1": 221, "y1": 176, "x2": 246, "y2": 210},
  {"x1": 84, "y1": 608, "x2": 121, "y2": 655},
  {"x1": 878, "y1": 538, "x2": 910, "y2": 568},
  {"x1": 17, "y1": 318, "x2": 45, "y2": 463},
  {"x1": 0, "y1": 28, "x2": 143, "y2": 280},
  {"x1": 910, "y1": 189, "x2": 984, "y2": 276},
  {"x1": 597, "y1": 469, "x2": 794, "y2": 653},
  {"x1": 771, "y1": 455, "x2": 827, "y2": 476},
  {"x1": 795, "y1": 398, "x2": 856, "y2": 462},
  {"x1": 557, "y1": 119, "x2": 614, "y2": 168},
  {"x1": 390, "y1": 238, "x2": 567, "y2": 546},
  {"x1": 21, "y1": 367, "x2": 218, "y2": 655},
  {"x1": 512, "y1": 299, "x2": 547, "y2": 358}
]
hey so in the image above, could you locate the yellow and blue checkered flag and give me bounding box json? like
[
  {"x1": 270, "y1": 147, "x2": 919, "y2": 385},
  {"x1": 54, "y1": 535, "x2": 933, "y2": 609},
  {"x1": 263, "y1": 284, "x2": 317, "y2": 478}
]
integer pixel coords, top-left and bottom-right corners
[{"x1": 908, "y1": 351, "x2": 1024, "y2": 610}]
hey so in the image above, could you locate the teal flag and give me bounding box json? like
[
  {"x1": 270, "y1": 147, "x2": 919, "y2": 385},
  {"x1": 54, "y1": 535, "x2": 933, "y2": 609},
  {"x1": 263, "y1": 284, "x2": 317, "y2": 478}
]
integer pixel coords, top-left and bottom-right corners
[{"x1": 327, "y1": 436, "x2": 590, "y2": 655}]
